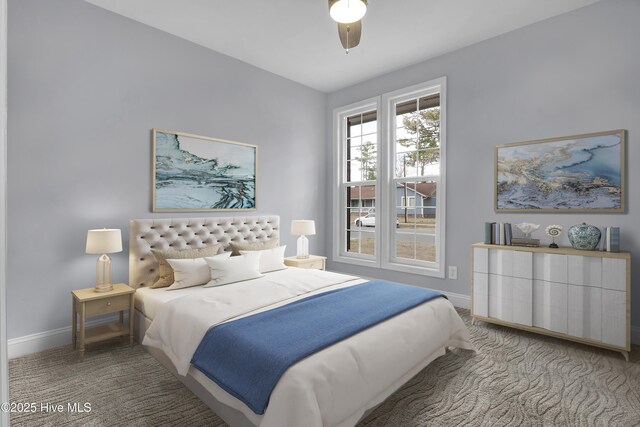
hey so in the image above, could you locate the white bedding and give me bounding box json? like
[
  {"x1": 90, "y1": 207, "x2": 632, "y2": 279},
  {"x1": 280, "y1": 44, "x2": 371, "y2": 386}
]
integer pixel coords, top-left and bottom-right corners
[
  {"x1": 142, "y1": 268, "x2": 474, "y2": 427},
  {"x1": 135, "y1": 285, "x2": 206, "y2": 320}
]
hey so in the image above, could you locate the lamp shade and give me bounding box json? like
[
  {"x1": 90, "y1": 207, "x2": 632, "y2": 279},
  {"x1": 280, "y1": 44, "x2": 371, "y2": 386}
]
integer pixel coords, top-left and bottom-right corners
[
  {"x1": 330, "y1": 0, "x2": 367, "y2": 24},
  {"x1": 290, "y1": 220, "x2": 316, "y2": 236},
  {"x1": 86, "y1": 229, "x2": 123, "y2": 254}
]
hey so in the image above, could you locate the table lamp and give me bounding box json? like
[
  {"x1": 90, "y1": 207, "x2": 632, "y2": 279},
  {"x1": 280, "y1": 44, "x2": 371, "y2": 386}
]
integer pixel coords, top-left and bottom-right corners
[
  {"x1": 291, "y1": 220, "x2": 316, "y2": 259},
  {"x1": 86, "y1": 228, "x2": 122, "y2": 292}
]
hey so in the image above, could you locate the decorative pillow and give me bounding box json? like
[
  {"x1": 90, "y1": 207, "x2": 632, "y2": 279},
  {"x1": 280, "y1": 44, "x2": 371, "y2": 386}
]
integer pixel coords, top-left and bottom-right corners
[
  {"x1": 229, "y1": 239, "x2": 278, "y2": 256},
  {"x1": 166, "y1": 252, "x2": 231, "y2": 291},
  {"x1": 204, "y1": 251, "x2": 263, "y2": 287},
  {"x1": 151, "y1": 244, "x2": 221, "y2": 289},
  {"x1": 240, "y1": 245, "x2": 286, "y2": 273}
]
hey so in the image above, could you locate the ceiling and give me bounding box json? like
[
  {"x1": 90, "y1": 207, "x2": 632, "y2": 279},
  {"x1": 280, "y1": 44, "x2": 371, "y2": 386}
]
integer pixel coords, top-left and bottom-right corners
[{"x1": 85, "y1": 0, "x2": 600, "y2": 93}]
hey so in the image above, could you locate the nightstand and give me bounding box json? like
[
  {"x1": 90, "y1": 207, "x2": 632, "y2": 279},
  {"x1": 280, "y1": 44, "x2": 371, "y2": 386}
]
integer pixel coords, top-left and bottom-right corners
[
  {"x1": 71, "y1": 283, "x2": 135, "y2": 361},
  {"x1": 284, "y1": 255, "x2": 326, "y2": 270}
]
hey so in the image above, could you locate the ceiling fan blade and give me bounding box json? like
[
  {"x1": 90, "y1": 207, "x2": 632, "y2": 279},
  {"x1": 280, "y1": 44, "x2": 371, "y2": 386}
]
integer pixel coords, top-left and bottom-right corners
[{"x1": 337, "y1": 21, "x2": 362, "y2": 49}]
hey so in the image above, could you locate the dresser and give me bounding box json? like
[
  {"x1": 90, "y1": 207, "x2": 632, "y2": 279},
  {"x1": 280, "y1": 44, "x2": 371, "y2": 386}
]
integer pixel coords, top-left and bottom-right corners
[{"x1": 471, "y1": 243, "x2": 630, "y2": 360}]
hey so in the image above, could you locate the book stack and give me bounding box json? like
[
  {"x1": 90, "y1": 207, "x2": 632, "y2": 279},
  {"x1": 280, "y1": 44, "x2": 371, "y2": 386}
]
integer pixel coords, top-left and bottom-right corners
[
  {"x1": 484, "y1": 222, "x2": 514, "y2": 246},
  {"x1": 511, "y1": 237, "x2": 540, "y2": 247}
]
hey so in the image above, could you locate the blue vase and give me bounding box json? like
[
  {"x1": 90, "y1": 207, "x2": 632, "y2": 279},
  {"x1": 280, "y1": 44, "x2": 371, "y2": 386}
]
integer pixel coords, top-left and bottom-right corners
[{"x1": 568, "y1": 223, "x2": 601, "y2": 250}]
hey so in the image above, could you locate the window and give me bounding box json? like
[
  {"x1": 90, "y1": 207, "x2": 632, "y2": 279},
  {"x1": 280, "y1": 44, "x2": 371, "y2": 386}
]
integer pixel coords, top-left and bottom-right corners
[
  {"x1": 342, "y1": 105, "x2": 378, "y2": 260},
  {"x1": 401, "y1": 196, "x2": 416, "y2": 209},
  {"x1": 334, "y1": 78, "x2": 446, "y2": 277}
]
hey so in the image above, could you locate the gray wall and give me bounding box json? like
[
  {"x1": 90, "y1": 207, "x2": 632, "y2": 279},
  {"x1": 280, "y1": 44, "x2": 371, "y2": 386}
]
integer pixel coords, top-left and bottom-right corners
[
  {"x1": 326, "y1": 0, "x2": 640, "y2": 330},
  {"x1": 7, "y1": 0, "x2": 326, "y2": 339}
]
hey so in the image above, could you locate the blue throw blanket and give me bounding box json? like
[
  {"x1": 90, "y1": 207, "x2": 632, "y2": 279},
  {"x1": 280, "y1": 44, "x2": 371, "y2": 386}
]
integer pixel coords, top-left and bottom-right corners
[{"x1": 191, "y1": 280, "x2": 445, "y2": 414}]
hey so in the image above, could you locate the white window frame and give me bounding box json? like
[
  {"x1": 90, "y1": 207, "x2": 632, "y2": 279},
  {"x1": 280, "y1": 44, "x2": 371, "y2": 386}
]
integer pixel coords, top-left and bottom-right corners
[
  {"x1": 401, "y1": 196, "x2": 416, "y2": 209},
  {"x1": 333, "y1": 77, "x2": 446, "y2": 277},
  {"x1": 333, "y1": 97, "x2": 381, "y2": 267},
  {"x1": 381, "y1": 77, "x2": 446, "y2": 277}
]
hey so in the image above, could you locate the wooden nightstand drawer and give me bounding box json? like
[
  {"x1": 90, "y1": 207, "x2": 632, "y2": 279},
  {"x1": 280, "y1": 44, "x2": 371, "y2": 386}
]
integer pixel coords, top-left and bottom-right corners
[
  {"x1": 85, "y1": 293, "x2": 130, "y2": 316},
  {"x1": 301, "y1": 259, "x2": 324, "y2": 270},
  {"x1": 284, "y1": 255, "x2": 326, "y2": 270}
]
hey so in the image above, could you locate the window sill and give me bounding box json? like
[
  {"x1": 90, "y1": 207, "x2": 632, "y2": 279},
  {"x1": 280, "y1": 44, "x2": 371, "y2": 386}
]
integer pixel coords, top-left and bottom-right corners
[{"x1": 382, "y1": 260, "x2": 445, "y2": 278}]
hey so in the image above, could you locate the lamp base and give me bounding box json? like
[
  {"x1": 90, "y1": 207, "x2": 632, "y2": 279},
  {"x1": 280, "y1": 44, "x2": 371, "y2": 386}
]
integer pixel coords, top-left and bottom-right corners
[
  {"x1": 94, "y1": 283, "x2": 114, "y2": 293},
  {"x1": 94, "y1": 253, "x2": 113, "y2": 293},
  {"x1": 296, "y1": 235, "x2": 309, "y2": 259}
]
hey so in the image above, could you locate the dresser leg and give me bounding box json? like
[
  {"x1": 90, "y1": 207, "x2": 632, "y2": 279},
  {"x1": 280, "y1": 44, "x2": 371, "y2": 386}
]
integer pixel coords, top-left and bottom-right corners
[
  {"x1": 471, "y1": 317, "x2": 476, "y2": 326},
  {"x1": 620, "y1": 350, "x2": 629, "y2": 362}
]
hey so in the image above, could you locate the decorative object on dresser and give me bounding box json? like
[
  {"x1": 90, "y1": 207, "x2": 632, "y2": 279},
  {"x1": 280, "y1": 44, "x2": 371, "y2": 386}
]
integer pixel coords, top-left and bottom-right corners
[
  {"x1": 545, "y1": 225, "x2": 563, "y2": 248},
  {"x1": 71, "y1": 283, "x2": 135, "y2": 361},
  {"x1": 495, "y1": 129, "x2": 625, "y2": 213},
  {"x1": 290, "y1": 219, "x2": 316, "y2": 259},
  {"x1": 86, "y1": 228, "x2": 123, "y2": 292},
  {"x1": 284, "y1": 255, "x2": 326, "y2": 270},
  {"x1": 512, "y1": 222, "x2": 540, "y2": 247},
  {"x1": 471, "y1": 243, "x2": 631, "y2": 360},
  {"x1": 567, "y1": 223, "x2": 601, "y2": 250},
  {"x1": 152, "y1": 129, "x2": 257, "y2": 212}
]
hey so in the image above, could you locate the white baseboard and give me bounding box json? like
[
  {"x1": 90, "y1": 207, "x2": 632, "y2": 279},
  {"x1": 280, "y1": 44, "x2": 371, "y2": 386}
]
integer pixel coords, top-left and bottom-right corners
[
  {"x1": 441, "y1": 290, "x2": 470, "y2": 309},
  {"x1": 8, "y1": 315, "x2": 125, "y2": 359}
]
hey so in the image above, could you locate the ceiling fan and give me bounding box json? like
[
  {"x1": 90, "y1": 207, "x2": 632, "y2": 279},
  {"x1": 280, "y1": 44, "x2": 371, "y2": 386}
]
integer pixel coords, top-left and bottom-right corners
[{"x1": 328, "y1": 0, "x2": 368, "y2": 53}]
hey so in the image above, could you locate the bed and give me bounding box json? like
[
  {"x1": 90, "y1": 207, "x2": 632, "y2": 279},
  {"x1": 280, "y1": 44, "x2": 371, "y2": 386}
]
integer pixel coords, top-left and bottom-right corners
[{"x1": 130, "y1": 216, "x2": 473, "y2": 427}]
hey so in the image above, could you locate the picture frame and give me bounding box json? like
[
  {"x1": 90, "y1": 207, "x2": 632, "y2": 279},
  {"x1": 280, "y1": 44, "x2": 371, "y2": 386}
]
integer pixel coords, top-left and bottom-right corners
[
  {"x1": 152, "y1": 128, "x2": 257, "y2": 212},
  {"x1": 495, "y1": 129, "x2": 625, "y2": 213}
]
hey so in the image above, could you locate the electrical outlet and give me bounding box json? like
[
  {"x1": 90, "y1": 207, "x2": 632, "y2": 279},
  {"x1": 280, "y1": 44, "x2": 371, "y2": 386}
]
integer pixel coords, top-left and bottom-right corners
[{"x1": 448, "y1": 266, "x2": 458, "y2": 280}]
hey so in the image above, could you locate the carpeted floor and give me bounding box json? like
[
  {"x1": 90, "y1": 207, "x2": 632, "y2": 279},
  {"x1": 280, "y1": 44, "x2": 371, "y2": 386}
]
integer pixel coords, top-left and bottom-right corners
[{"x1": 8, "y1": 309, "x2": 640, "y2": 427}]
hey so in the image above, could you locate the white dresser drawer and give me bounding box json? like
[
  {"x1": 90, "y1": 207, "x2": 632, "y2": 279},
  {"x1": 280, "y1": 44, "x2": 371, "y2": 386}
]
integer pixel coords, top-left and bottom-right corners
[
  {"x1": 533, "y1": 280, "x2": 567, "y2": 334},
  {"x1": 568, "y1": 255, "x2": 602, "y2": 287},
  {"x1": 512, "y1": 277, "x2": 532, "y2": 326},
  {"x1": 488, "y1": 274, "x2": 513, "y2": 323},
  {"x1": 533, "y1": 253, "x2": 567, "y2": 283},
  {"x1": 473, "y1": 248, "x2": 488, "y2": 273},
  {"x1": 602, "y1": 289, "x2": 626, "y2": 347},
  {"x1": 567, "y1": 285, "x2": 602, "y2": 341},
  {"x1": 473, "y1": 272, "x2": 488, "y2": 318},
  {"x1": 602, "y1": 258, "x2": 626, "y2": 291}
]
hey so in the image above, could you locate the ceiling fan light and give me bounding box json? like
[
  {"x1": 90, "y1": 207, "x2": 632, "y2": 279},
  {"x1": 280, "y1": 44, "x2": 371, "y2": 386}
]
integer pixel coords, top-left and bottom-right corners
[{"x1": 330, "y1": 0, "x2": 367, "y2": 24}]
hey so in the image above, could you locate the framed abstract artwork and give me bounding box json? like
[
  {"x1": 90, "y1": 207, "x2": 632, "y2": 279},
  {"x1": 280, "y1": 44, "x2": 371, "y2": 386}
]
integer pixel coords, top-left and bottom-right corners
[
  {"x1": 152, "y1": 129, "x2": 257, "y2": 212},
  {"x1": 495, "y1": 130, "x2": 625, "y2": 213}
]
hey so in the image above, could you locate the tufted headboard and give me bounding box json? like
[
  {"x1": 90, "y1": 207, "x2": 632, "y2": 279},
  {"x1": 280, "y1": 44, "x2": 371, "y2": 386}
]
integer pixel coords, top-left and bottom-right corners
[{"x1": 129, "y1": 216, "x2": 279, "y2": 289}]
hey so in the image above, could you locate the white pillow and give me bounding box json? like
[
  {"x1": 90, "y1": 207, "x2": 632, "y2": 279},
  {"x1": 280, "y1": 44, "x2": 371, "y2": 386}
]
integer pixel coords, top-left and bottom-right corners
[
  {"x1": 204, "y1": 251, "x2": 263, "y2": 287},
  {"x1": 166, "y1": 252, "x2": 231, "y2": 290},
  {"x1": 240, "y1": 245, "x2": 287, "y2": 273}
]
